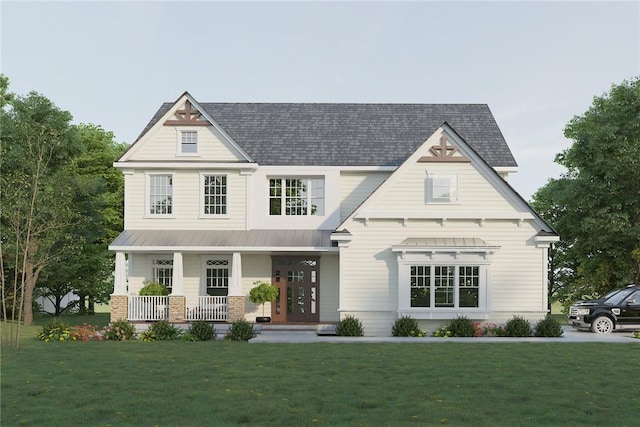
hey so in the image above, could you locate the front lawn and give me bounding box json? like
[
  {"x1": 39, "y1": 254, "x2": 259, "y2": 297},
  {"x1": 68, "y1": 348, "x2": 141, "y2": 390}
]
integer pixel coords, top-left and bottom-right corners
[{"x1": 2, "y1": 322, "x2": 639, "y2": 426}]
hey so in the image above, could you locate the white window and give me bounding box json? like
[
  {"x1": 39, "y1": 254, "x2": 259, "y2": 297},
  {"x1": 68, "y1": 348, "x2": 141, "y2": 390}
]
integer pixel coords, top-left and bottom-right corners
[
  {"x1": 149, "y1": 174, "x2": 173, "y2": 215},
  {"x1": 202, "y1": 174, "x2": 227, "y2": 216},
  {"x1": 180, "y1": 130, "x2": 198, "y2": 154},
  {"x1": 205, "y1": 259, "x2": 229, "y2": 296},
  {"x1": 151, "y1": 258, "x2": 173, "y2": 293},
  {"x1": 428, "y1": 174, "x2": 457, "y2": 202},
  {"x1": 269, "y1": 177, "x2": 324, "y2": 216},
  {"x1": 410, "y1": 265, "x2": 480, "y2": 308}
]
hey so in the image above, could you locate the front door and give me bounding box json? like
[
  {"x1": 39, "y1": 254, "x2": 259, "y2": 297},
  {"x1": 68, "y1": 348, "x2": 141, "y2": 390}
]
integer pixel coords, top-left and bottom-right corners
[{"x1": 271, "y1": 256, "x2": 320, "y2": 323}]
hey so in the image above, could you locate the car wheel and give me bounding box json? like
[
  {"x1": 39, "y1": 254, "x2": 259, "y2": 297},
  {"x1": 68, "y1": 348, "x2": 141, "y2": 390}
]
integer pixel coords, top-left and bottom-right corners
[{"x1": 591, "y1": 316, "x2": 614, "y2": 334}]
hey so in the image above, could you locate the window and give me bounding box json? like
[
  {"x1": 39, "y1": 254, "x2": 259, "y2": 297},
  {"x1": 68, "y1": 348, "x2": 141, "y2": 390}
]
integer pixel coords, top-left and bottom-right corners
[
  {"x1": 152, "y1": 259, "x2": 173, "y2": 293},
  {"x1": 149, "y1": 174, "x2": 173, "y2": 215},
  {"x1": 269, "y1": 177, "x2": 324, "y2": 216},
  {"x1": 205, "y1": 259, "x2": 229, "y2": 296},
  {"x1": 203, "y1": 175, "x2": 227, "y2": 215},
  {"x1": 428, "y1": 174, "x2": 457, "y2": 202},
  {"x1": 410, "y1": 265, "x2": 480, "y2": 309},
  {"x1": 181, "y1": 131, "x2": 198, "y2": 153}
]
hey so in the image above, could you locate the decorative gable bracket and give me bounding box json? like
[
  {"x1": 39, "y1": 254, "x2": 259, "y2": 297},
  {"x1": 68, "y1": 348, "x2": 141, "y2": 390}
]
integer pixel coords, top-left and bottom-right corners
[
  {"x1": 418, "y1": 135, "x2": 470, "y2": 163},
  {"x1": 164, "y1": 100, "x2": 209, "y2": 126}
]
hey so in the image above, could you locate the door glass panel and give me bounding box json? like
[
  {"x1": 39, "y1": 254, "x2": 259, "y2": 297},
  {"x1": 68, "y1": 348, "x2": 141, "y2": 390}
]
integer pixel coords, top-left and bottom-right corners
[
  {"x1": 311, "y1": 270, "x2": 316, "y2": 283},
  {"x1": 287, "y1": 286, "x2": 293, "y2": 314},
  {"x1": 311, "y1": 287, "x2": 316, "y2": 314},
  {"x1": 297, "y1": 287, "x2": 305, "y2": 314},
  {"x1": 275, "y1": 287, "x2": 281, "y2": 314}
]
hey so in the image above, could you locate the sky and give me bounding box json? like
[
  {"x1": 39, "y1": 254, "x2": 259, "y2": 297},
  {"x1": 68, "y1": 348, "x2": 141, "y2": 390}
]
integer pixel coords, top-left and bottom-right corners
[{"x1": 2, "y1": 0, "x2": 639, "y2": 200}]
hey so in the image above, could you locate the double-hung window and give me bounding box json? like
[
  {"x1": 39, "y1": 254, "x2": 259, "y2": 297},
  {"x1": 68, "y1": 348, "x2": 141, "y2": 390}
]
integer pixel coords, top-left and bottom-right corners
[
  {"x1": 149, "y1": 174, "x2": 173, "y2": 215},
  {"x1": 180, "y1": 130, "x2": 198, "y2": 154},
  {"x1": 269, "y1": 177, "x2": 324, "y2": 216},
  {"x1": 410, "y1": 265, "x2": 480, "y2": 308},
  {"x1": 202, "y1": 174, "x2": 227, "y2": 215}
]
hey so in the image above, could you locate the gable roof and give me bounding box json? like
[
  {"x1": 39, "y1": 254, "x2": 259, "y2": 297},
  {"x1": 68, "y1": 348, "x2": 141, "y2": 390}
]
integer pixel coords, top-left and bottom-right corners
[{"x1": 133, "y1": 100, "x2": 517, "y2": 168}]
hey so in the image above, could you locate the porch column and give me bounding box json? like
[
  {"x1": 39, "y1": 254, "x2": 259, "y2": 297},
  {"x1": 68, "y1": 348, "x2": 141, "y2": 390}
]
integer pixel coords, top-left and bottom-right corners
[
  {"x1": 169, "y1": 252, "x2": 185, "y2": 323},
  {"x1": 110, "y1": 252, "x2": 129, "y2": 322},
  {"x1": 228, "y1": 252, "x2": 245, "y2": 322},
  {"x1": 113, "y1": 252, "x2": 127, "y2": 295}
]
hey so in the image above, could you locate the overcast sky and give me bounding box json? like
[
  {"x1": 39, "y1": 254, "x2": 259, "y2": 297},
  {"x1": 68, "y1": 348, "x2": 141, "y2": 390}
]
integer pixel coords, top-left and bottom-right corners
[{"x1": 2, "y1": 0, "x2": 639, "y2": 200}]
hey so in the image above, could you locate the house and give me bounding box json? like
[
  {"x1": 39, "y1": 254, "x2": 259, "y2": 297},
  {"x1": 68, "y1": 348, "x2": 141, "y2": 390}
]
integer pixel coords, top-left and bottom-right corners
[{"x1": 108, "y1": 92, "x2": 559, "y2": 336}]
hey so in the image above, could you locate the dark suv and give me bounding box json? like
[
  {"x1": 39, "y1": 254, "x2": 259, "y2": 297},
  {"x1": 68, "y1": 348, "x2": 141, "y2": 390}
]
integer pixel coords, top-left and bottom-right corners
[{"x1": 568, "y1": 285, "x2": 640, "y2": 333}]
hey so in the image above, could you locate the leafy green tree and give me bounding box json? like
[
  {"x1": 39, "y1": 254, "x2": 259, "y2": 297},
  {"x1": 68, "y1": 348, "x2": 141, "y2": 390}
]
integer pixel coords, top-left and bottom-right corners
[
  {"x1": 1, "y1": 90, "x2": 82, "y2": 341},
  {"x1": 532, "y1": 77, "x2": 640, "y2": 308}
]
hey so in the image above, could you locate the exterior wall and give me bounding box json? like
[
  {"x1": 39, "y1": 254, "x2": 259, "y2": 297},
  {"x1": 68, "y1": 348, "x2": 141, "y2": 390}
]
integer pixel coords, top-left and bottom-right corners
[
  {"x1": 339, "y1": 171, "x2": 390, "y2": 222},
  {"x1": 123, "y1": 168, "x2": 247, "y2": 230},
  {"x1": 126, "y1": 125, "x2": 246, "y2": 162}
]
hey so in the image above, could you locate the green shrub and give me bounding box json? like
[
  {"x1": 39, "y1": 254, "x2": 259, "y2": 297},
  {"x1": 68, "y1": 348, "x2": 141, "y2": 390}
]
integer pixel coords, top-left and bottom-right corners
[
  {"x1": 139, "y1": 280, "x2": 169, "y2": 296},
  {"x1": 448, "y1": 315, "x2": 476, "y2": 337},
  {"x1": 534, "y1": 314, "x2": 564, "y2": 337},
  {"x1": 335, "y1": 315, "x2": 364, "y2": 337},
  {"x1": 37, "y1": 318, "x2": 73, "y2": 342},
  {"x1": 102, "y1": 319, "x2": 136, "y2": 341},
  {"x1": 143, "y1": 320, "x2": 183, "y2": 341},
  {"x1": 504, "y1": 316, "x2": 533, "y2": 337},
  {"x1": 632, "y1": 331, "x2": 640, "y2": 339},
  {"x1": 391, "y1": 315, "x2": 424, "y2": 337},
  {"x1": 187, "y1": 321, "x2": 217, "y2": 341},
  {"x1": 432, "y1": 325, "x2": 452, "y2": 337},
  {"x1": 224, "y1": 319, "x2": 257, "y2": 341}
]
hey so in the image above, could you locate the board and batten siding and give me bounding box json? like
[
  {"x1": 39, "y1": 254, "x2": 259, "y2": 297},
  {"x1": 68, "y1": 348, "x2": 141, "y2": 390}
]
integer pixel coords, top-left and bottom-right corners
[
  {"x1": 339, "y1": 171, "x2": 391, "y2": 222},
  {"x1": 124, "y1": 169, "x2": 247, "y2": 230},
  {"x1": 126, "y1": 125, "x2": 247, "y2": 162}
]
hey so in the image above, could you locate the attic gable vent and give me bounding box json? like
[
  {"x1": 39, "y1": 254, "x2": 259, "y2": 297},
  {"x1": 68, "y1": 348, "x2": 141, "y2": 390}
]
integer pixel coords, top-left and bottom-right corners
[{"x1": 164, "y1": 100, "x2": 209, "y2": 126}]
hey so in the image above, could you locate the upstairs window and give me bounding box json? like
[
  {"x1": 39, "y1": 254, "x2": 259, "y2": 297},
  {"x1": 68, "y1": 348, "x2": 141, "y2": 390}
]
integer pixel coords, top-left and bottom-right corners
[
  {"x1": 149, "y1": 174, "x2": 173, "y2": 215},
  {"x1": 203, "y1": 175, "x2": 227, "y2": 215},
  {"x1": 428, "y1": 174, "x2": 457, "y2": 203},
  {"x1": 180, "y1": 130, "x2": 198, "y2": 154},
  {"x1": 269, "y1": 177, "x2": 324, "y2": 216}
]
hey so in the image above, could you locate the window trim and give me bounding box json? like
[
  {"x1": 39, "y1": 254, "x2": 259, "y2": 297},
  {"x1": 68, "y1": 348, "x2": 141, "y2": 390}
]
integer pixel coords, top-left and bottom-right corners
[
  {"x1": 200, "y1": 256, "x2": 231, "y2": 296},
  {"x1": 176, "y1": 128, "x2": 200, "y2": 156},
  {"x1": 268, "y1": 176, "x2": 325, "y2": 217},
  {"x1": 427, "y1": 173, "x2": 458, "y2": 204},
  {"x1": 148, "y1": 256, "x2": 173, "y2": 293},
  {"x1": 199, "y1": 173, "x2": 229, "y2": 218},
  {"x1": 145, "y1": 172, "x2": 174, "y2": 218}
]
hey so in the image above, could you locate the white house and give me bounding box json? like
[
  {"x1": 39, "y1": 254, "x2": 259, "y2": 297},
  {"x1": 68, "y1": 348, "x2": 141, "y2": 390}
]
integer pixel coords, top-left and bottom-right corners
[{"x1": 108, "y1": 92, "x2": 558, "y2": 336}]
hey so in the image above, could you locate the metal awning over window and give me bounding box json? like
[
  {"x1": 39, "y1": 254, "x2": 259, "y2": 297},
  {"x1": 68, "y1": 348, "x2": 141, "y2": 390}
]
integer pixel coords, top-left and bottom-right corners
[{"x1": 391, "y1": 237, "x2": 500, "y2": 253}]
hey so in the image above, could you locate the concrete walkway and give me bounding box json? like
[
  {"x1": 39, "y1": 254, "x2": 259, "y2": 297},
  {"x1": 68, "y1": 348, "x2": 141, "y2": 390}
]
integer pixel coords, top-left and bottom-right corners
[{"x1": 250, "y1": 326, "x2": 639, "y2": 343}]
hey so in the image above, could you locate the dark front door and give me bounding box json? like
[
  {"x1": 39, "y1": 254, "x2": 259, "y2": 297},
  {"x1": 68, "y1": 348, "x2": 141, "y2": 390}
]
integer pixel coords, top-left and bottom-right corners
[{"x1": 271, "y1": 256, "x2": 320, "y2": 323}]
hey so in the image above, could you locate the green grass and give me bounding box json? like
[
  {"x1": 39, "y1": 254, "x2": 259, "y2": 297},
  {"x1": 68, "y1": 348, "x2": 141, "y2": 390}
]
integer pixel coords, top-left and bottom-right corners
[{"x1": 2, "y1": 319, "x2": 639, "y2": 426}]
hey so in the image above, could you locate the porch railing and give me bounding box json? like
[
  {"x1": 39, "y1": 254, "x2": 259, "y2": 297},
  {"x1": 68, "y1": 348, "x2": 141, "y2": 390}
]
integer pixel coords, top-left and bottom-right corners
[
  {"x1": 185, "y1": 296, "x2": 228, "y2": 322},
  {"x1": 128, "y1": 296, "x2": 169, "y2": 321}
]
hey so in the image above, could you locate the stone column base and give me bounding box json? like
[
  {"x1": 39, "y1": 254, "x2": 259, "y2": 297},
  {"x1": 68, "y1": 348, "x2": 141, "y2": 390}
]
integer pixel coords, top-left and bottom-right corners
[
  {"x1": 110, "y1": 295, "x2": 128, "y2": 322},
  {"x1": 227, "y1": 296, "x2": 246, "y2": 322},
  {"x1": 169, "y1": 296, "x2": 186, "y2": 323}
]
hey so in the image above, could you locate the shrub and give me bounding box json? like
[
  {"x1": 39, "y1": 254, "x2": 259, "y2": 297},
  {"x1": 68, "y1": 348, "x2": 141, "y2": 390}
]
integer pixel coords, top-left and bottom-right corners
[
  {"x1": 534, "y1": 315, "x2": 564, "y2": 337},
  {"x1": 482, "y1": 323, "x2": 506, "y2": 337},
  {"x1": 139, "y1": 280, "x2": 169, "y2": 296},
  {"x1": 432, "y1": 325, "x2": 452, "y2": 337},
  {"x1": 632, "y1": 331, "x2": 640, "y2": 339},
  {"x1": 335, "y1": 315, "x2": 364, "y2": 337},
  {"x1": 224, "y1": 319, "x2": 257, "y2": 341},
  {"x1": 391, "y1": 315, "x2": 425, "y2": 337},
  {"x1": 187, "y1": 321, "x2": 217, "y2": 341},
  {"x1": 504, "y1": 316, "x2": 533, "y2": 337},
  {"x1": 102, "y1": 319, "x2": 136, "y2": 341},
  {"x1": 71, "y1": 323, "x2": 101, "y2": 342},
  {"x1": 448, "y1": 315, "x2": 476, "y2": 337},
  {"x1": 142, "y1": 320, "x2": 183, "y2": 341},
  {"x1": 37, "y1": 318, "x2": 73, "y2": 342}
]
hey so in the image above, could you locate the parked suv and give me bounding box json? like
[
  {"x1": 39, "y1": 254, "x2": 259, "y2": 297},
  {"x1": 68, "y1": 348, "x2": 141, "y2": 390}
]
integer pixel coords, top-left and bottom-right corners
[{"x1": 568, "y1": 285, "x2": 640, "y2": 333}]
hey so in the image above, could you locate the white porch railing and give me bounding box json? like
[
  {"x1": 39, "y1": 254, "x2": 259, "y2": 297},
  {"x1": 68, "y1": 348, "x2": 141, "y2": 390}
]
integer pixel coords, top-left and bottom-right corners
[
  {"x1": 128, "y1": 296, "x2": 169, "y2": 321},
  {"x1": 185, "y1": 296, "x2": 228, "y2": 322}
]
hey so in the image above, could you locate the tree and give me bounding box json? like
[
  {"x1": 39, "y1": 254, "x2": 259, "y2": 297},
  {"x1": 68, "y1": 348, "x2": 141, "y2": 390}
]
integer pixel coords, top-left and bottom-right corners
[
  {"x1": 1, "y1": 89, "x2": 82, "y2": 345},
  {"x1": 531, "y1": 77, "x2": 640, "y2": 308}
]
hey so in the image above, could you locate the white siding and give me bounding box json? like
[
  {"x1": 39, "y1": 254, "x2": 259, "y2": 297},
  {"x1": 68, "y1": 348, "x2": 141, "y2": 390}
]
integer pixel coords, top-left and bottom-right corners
[
  {"x1": 339, "y1": 171, "x2": 390, "y2": 222},
  {"x1": 124, "y1": 169, "x2": 246, "y2": 230},
  {"x1": 127, "y1": 125, "x2": 246, "y2": 162}
]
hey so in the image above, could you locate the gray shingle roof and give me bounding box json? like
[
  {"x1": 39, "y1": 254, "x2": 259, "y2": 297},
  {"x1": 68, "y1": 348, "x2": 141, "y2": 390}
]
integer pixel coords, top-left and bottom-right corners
[{"x1": 135, "y1": 102, "x2": 517, "y2": 168}]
